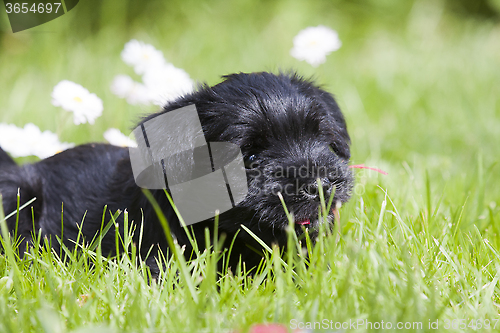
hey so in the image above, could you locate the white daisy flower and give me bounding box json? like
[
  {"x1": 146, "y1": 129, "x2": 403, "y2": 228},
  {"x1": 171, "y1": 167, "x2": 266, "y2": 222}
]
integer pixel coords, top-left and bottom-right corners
[
  {"x1": 290, "y1": 25, "x2": 342, "y2": 67},
  {"x1": 142, "y1": 63, "x2": 194, "y2": 106},
  {"x1": 0, "y1": 123, "x2": 73, "y2": 159},
  {"x1": 104, "y1": 128, "x2": 137, "y2": 148},
  {"x1": 121, "y1": 39, "x2": 166, "y2": 75},
  {"x1": 51, "y1": 80, "x2": 103, "y2": 125},
  {"x1": 110, "y1": 75, "x2": 150, "y2": 105},
  {"x1": 22, "y1": 123, "x2": 74, "y2": 158},
  {"x1": 0, "y1": 123, "x2": 30, "y2": 157}
]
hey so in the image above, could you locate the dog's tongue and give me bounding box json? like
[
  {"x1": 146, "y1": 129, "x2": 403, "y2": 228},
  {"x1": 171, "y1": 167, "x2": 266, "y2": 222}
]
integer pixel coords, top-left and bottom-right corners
[{"x1": 297, "y1": 219, "x2": 310, "y2": 225}]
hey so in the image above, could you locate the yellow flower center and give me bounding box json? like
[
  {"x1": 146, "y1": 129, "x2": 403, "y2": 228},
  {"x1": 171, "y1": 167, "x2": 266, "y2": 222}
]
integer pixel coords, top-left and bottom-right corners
[{"x1": 73, "y1": 96, "x2": 83, "y2": 103}]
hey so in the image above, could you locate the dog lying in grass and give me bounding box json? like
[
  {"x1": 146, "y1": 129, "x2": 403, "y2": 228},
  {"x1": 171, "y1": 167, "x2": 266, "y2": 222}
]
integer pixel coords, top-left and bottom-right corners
[{"x1": 0, "y1": 72, "x2": 353, "y2": 275}]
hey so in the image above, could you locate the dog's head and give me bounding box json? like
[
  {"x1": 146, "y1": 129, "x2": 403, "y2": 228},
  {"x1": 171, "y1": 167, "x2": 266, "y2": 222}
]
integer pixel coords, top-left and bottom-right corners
[{"x1": 146, "y1": 72, "x2": 353, "y2": 244}]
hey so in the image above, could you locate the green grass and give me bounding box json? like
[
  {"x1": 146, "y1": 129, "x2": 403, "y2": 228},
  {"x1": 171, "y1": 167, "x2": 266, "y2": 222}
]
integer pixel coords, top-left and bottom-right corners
[{"x1": 1, "y1": 0, "x2": 500, "y2": 332}]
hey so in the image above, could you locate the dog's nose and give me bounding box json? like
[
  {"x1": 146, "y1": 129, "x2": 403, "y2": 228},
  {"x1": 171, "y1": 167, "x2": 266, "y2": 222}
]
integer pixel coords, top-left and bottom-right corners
[{"x1": 302, "y1": 180, "x2": 333, "y2": 200}]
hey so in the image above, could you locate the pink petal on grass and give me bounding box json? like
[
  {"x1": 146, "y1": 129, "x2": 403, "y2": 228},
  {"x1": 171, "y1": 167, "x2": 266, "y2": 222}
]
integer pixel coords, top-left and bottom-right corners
[
  {"x1": 249, "y1": 324, "x2": 289, "y2": 333},
  {"x1": 349, "y1": 164, "x2": 388, "y2": 175}
]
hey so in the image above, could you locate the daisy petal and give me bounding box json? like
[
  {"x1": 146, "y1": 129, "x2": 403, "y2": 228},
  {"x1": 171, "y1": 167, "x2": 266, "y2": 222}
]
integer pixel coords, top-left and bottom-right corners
[
  {"x1": 0, "y1": 123, "x2": 73, "y2": 159},
  {"x1": 142, "y1": 63, "x2": 194, "y2": 106},
  {"x1": 104, "y1": 128, "x2": 138, "y2": 147},
  {"x1": 111, "y1": 75, "x2": 150, "y2": 105},
  {"x1": 121, "y1": 39, "x2": 166, "y2": 75}
]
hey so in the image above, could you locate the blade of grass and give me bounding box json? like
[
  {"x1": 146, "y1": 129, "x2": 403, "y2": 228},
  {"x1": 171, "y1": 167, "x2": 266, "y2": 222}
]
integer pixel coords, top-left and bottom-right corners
[{"x1": 142, "y1": 189, "x2": 198, "y2": 303}]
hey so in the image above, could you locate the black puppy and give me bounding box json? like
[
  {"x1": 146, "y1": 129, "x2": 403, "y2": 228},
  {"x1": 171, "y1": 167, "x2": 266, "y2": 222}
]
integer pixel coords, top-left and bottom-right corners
[{"x1": 0, "y1": 72, "x2": 353, "y2": 274}]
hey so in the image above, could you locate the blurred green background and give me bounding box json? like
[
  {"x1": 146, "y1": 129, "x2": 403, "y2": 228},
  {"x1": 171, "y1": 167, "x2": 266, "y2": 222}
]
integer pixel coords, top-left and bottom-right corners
[
  {"x1": 2, "y1": 2, "x2": 500, "y2": 329},
  {"x1": 0, "y1": 0, "x2": 499, "y2": 212}
]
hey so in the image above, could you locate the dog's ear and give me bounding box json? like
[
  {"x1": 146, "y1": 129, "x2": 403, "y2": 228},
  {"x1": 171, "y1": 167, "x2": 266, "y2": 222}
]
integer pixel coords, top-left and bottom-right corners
[
  {"x1": 318, "y1": 90, "x2": 350, "y2": 144},
  {"x1": 314, "y1": 89, "x2": 351, "y2": 160}
]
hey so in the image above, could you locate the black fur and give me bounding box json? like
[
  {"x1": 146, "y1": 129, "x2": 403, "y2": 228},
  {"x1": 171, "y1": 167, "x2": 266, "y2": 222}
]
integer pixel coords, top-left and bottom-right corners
[{"x1": 0, "y1": 72, "x2": 353, "y2": 274}]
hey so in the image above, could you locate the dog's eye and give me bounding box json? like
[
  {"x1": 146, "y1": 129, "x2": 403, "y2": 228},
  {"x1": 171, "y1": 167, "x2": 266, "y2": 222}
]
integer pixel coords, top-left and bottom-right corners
[
  {"x1": 244, "y1": 154, "x2": 259, "y2": 169},
  {"x1": 328, "y1": 144, "x2": 336, "y2": 154}
]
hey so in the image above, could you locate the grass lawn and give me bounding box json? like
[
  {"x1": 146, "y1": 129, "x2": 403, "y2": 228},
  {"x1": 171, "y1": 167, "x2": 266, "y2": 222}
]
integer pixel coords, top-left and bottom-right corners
[{"x1": 1, "y1": 0, "x2": 500, "y2": 332}]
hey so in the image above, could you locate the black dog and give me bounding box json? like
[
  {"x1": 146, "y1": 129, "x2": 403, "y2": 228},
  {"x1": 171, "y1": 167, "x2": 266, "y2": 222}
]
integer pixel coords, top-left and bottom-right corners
[{"x1": 0, "y1": 72, "x2": 353, "y2": 274}]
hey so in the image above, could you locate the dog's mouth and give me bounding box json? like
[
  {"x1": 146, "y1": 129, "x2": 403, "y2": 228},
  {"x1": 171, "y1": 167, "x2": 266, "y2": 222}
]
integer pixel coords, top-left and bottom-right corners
[
  {"x1": 294, "y1": 203, "x2": 341, "y2": 228},
  {"x1": 295, "y1": 212, "x2": 332, "y2": 227}
]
